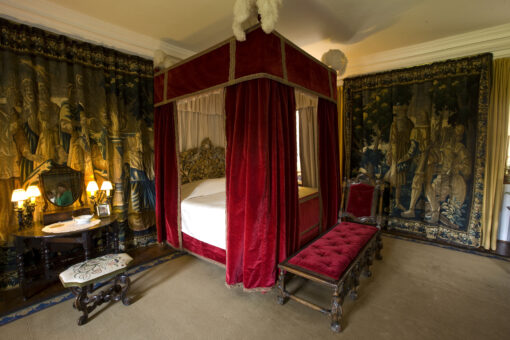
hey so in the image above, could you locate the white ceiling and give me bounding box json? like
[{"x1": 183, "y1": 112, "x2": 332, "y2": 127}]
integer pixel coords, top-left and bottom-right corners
[{"x1": 7, "y1": 0, "x2": 510, "y2": 75}]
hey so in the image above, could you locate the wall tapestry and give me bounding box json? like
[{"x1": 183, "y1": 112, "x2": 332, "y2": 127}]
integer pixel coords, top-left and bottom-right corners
[
  {"x1": 343, "y1": 54, "x2": 491, "y2": 247},
  {"x1": 0, "y1": 18, "x2": 155, "y2": 289}
]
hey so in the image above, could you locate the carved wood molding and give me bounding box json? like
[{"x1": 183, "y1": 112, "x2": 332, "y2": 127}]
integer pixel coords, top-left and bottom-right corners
[{"x1": 179, "y1": 138, "x2": 225, "y2": 184}]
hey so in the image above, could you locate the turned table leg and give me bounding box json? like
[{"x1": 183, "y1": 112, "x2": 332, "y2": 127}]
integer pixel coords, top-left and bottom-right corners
[
  {"x1": 42, "y1": 240, "x2": 51, "y2": 279},
  {"x1": 113, "y1": 222, "x2": 120, "y2": 254},
  {"x1": 15, "y1": 237, "x2": 26, "y2": 300},
  {"x1": 82, "y1": 232, "x2": 92, "y2": 260}
]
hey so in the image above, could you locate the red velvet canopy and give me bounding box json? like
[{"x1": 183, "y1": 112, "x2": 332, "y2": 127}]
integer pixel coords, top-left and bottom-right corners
[
  {"x1": 154, "y1": 27, "x2": 337, "y2": 107},
  {"x1": 154, "y1": 25, "x2": 340, "y2": 290}
]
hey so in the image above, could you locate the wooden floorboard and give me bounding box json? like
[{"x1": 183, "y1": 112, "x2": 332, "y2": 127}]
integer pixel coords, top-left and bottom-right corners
[{"x1": 0, "y1": 243, "x2": 175, "y2": 318}]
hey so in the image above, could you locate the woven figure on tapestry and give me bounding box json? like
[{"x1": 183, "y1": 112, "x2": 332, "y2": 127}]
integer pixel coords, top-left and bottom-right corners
[{"x1": 343, "y1": 54, "x2": 491, "y2": 247}]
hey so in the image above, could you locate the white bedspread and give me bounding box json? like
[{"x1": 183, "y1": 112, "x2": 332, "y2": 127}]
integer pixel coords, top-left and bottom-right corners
[{"x1": 181, "y1": 191, "x2": 226, "y2": 249}]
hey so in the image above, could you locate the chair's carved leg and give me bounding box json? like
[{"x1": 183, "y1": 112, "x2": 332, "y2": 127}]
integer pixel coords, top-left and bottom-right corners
[
  {"x1": 277, "y1": 269, "x2": 288, "y2": 305},
  {"x1": 330, "y1": 283, "x2": 343, "y2": 332},
  {"x1": 376, "y1": 233, "x2": 383, "y2": 260}
]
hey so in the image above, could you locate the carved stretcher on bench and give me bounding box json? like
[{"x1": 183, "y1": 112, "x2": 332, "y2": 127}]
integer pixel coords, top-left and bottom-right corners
[
  {"x1": 277, "y1": 223, "x2": 382, "y2": 332},
  {"x1": 277, "y1": 175, "x2": 384, "y2": 332},
  {"x1": 59, "y1": 253, "x2": 132, "y2": 325}
]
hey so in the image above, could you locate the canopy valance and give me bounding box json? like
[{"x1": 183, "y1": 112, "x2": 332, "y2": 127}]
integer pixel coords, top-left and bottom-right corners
[{"x1": 154, "y1": 25, "x2": 338, "y2": 106}]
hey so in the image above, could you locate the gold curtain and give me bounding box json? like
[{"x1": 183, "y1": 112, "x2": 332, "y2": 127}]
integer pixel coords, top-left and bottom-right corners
[
  {"x1": 338, "y1": 85, "x2": 344, "y2": 182},
  {"x1": 482, "y1": 58, "x2": 510, "y2": 250}
]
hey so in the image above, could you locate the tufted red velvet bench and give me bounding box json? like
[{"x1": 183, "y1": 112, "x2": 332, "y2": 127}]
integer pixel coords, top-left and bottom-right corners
[{"x1": 277, "y1": 221, "x2": 382, "y2": 332}]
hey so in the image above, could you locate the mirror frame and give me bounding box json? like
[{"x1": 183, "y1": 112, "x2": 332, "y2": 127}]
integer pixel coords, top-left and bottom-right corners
[{"x1": 39, "y1": 163, "x2": 84, "y2": 211}]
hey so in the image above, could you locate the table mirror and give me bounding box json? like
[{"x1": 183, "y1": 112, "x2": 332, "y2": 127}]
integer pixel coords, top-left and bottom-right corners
[{"x1": 39, "y1": 163, "x2": 84, "y2": 211}]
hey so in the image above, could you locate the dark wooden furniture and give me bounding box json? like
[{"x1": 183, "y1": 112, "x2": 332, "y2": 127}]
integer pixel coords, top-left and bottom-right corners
[
  {"x1": 59, "y1": 253, "x2": 132, "y2": 325},
  {"x1": 276, "y1": 176, "x2": 384, "y2": 332},
  {"x1": 339, "y1": 174, "x2": 384, "y2": 227},
  {"x1": 12, "y1": 216, "x2": 119, "y2": 299},
  {"x1": 277, "y1": 225, "x2": 382, "y2": 332}
]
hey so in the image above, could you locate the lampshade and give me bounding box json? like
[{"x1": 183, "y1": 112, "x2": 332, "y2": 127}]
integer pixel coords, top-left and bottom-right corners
[
  {"x1": 11, "y1": 189, "x2": 27, "y2": 202},
  {"x1": 100, "y1": 181, "x2": 113, "y2": 191},
  {"x1": 26, "y1": 185, "x2": 41, "y2": 198},
  {"x1": 86, "y1": 181, "x2": 99, "y2": 193}
]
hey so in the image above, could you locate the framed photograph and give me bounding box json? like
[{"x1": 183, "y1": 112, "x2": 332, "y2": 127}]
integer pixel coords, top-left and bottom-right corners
[{"x1": 96, "y1": 203, "x2": 111, "y2": 217}]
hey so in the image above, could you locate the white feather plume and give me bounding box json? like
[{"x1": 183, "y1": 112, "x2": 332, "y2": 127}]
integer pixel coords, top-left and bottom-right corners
[
  {"x1": 232, "y1": 0, "x2": 282, "y2": 41},
  {"x1": 153, "y1": 49, "x2": 179, "y2": 70},
  {"x1": 257, "y1": 0, "x2": 282, "y2": 34},
  {"x1": 154, "y1": 50, "x2": 166, "y2": 68}
]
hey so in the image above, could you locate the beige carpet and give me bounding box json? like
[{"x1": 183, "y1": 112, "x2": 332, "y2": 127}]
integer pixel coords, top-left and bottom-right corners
[{"x1": 2, "y1": 236, "x2": 510, "y2": 340}]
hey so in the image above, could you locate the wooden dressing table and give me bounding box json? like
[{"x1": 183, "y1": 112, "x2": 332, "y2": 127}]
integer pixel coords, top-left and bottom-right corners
[{"x1": 12, "y1": 215, "x2": 119, "y2": 299}]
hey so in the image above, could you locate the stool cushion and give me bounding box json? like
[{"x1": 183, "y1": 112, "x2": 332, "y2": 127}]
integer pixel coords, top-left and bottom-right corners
[
  {"x1": 59, "y1": 253, "x2": 132, "y2": 288},
  {"x1": 288, "y1": 222, "x2": 377, "y2": 280}
]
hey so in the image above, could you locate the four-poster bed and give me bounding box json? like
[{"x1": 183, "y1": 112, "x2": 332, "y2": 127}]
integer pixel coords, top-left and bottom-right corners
[{"x1": 154, "y1": 25, "x2": 340, "y2": 290}]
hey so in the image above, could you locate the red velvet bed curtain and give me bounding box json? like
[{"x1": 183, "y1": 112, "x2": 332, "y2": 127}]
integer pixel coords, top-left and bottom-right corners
[
  {"x1": 154, "y1": 103, "x2": 180, "y2": 247},
  {"x1": 318, "y1": 98, "x2": 341, "y2": 230},
  {"x1": 225, "y1": 78, "x2": 299, "y2": 289}
]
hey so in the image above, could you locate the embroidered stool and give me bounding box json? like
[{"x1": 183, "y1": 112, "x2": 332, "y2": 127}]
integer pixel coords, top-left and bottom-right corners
[{"x1": 59, "y1": 253, "x2": 133, "y2": 325}]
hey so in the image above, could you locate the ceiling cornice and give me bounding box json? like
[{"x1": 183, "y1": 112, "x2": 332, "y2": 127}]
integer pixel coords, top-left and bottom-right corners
[
  {"x1": 0, "y1": 0, "x2": 195, "y2": 60},
  {"x1": 344, "y1": 22, "x2": 510, "y2": 79}
]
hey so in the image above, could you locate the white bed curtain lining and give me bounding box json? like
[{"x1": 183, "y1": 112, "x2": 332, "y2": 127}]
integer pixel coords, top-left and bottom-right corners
[
  {"x1": 295, "y1": 88, "x2": 319, "y2": 188},
  {"x1": 177, "y1": 88, "x2": 226, "y2": 152}
]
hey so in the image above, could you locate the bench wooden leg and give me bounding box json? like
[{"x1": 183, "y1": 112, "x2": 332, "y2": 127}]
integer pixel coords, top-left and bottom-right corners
[
  {"x1": 69, "y1": 273, "x2": 131, "y2": 325},
  {"x1": 115, "y1": 273, "x2": 131, "y2": 306},
  {"x1": 71, "y1": 286, "x2": 91, "y2": 326},
  {"x1": 348, "y1": 263, "x2": 360, "y2": 300},
  {"x1": 330, "y1": 284, "x2": 343, "y2": 332},
  {"x1": 363, "y1": 248, "x2": 373, "y2": 277},
  {"x1": 277, "y1": 269, "x2": 288, "y2": 305},
  {"x1": 376, "y1": 233, "x2": 383, "y2": 260}
]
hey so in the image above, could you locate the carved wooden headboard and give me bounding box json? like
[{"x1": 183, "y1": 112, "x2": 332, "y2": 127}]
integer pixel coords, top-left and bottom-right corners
[{"x1": 179, "y1": 138, "x2": 225, "y2": 184}]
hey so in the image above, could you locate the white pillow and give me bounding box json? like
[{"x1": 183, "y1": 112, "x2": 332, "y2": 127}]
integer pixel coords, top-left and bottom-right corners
[{"x1": 181, "y1": 177, "x2": 225, "y2": 201}]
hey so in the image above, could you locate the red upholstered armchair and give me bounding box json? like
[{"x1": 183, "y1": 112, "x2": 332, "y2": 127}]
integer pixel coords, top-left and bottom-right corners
[{"x1": 339, "y1": 174, "x2": 384, "y2": 229}]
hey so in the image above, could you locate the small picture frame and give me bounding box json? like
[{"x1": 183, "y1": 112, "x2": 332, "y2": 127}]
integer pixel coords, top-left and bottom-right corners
[{"x1": 96, "y1": 203, "x2": 111, "y2": 217}]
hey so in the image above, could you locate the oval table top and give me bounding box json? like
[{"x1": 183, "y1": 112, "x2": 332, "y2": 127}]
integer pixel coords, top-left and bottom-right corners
[{"x1": 12, "y1": 215, "x2": 117, "y2": 239}]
